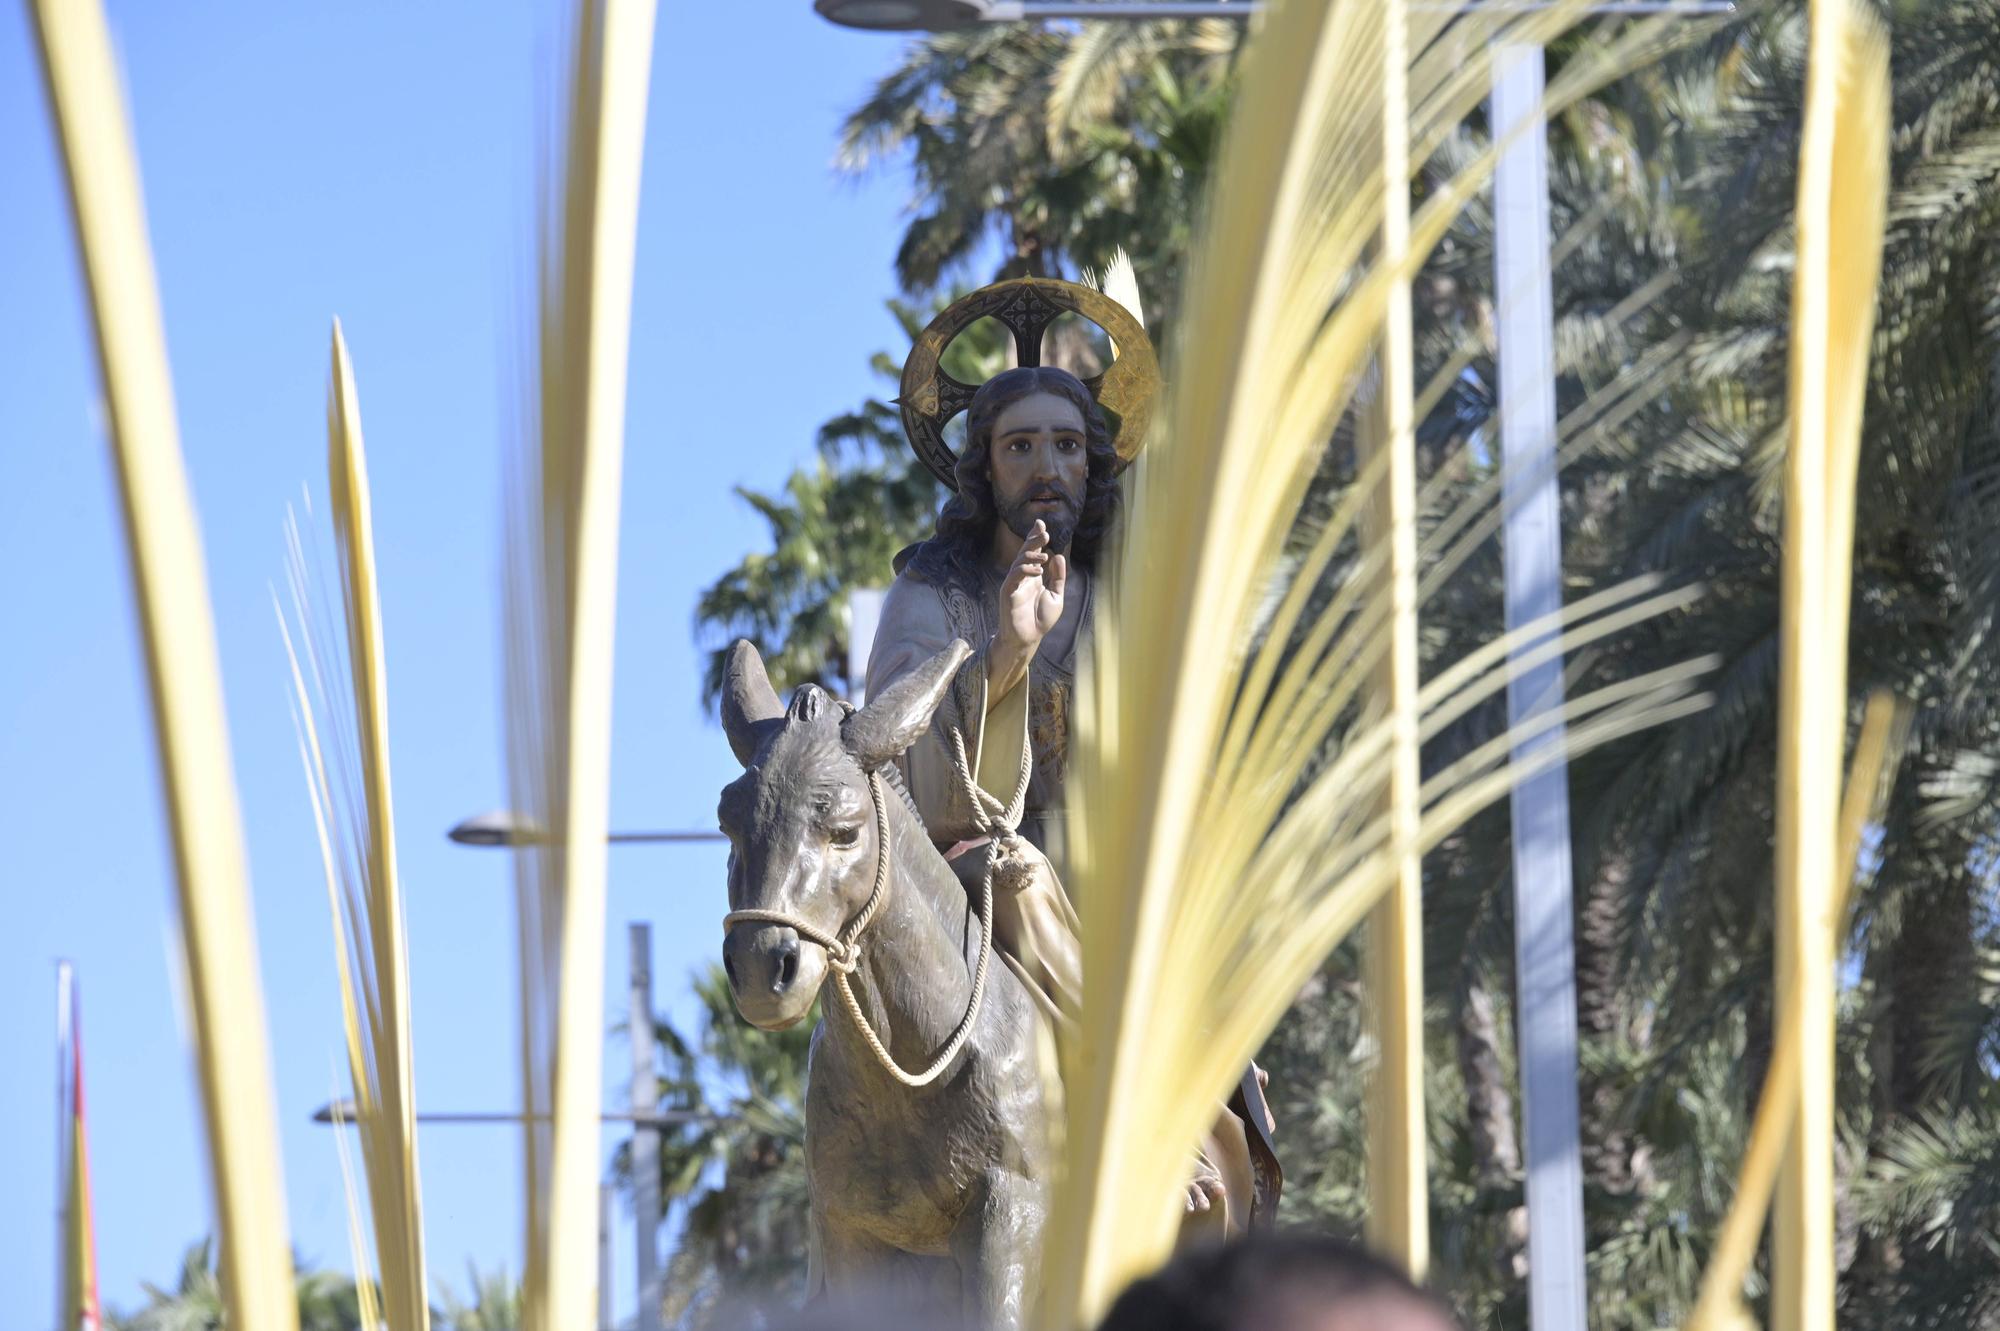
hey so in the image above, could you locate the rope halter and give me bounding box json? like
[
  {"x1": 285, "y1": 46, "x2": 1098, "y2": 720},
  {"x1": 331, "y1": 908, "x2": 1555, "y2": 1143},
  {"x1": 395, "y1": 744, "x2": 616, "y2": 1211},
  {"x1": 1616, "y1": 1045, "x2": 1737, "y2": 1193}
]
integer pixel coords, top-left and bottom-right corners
[{"x1": 720, "y1": 717, "x2": 1031, "y2": 1089}]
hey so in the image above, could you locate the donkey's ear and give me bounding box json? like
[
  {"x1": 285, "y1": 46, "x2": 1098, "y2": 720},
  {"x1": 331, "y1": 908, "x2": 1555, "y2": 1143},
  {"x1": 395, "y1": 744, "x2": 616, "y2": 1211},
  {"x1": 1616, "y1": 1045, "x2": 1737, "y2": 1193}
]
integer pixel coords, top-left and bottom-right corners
[
  {"x1": 843, "y1": 639, "x2": 972, "y2": 770},
  {"x1": 721, "y1": 640, "x2": 783, "y2": 767}
]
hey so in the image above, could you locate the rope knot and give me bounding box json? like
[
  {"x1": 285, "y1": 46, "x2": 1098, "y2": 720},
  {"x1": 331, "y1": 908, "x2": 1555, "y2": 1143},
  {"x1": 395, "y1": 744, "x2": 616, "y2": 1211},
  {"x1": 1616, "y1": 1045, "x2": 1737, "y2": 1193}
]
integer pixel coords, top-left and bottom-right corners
[
  {"x1": 948, "y1": 723, "x2": 1032, "y2": 839},
  {"x1": 717, "y1": 733, "x2": 1001, "y2": 1090}
]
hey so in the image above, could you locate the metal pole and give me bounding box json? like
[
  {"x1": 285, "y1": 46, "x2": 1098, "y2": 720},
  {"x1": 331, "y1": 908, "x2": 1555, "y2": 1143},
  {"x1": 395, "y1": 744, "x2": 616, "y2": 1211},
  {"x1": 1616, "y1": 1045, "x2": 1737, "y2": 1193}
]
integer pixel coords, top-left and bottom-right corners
[
  {"x1": 311, "y1": 1103, "x2": 715, "y2": 1126},
  {"x1": 630, "y1": 924, "x2": 662, "y2": 1331},
  {"x1": 848, "y1": 587, "x2": 888, "y2": 708},
  {"x1": 1002, "y1": 1, "x2": 1262, "y2": 14},
  {"x1": 56, "y1": 961, "x2": 74, "y2": 1331},
  {"x1": 447, "y1": 812, "x2": 724, "y2": 847},
  {"x1": 984, "y1": 1, "x2": 1729, "y2": 17},
  {"x1": 598, "y1": 1182, "x2": 615, "y2": 1331},
  {"x1": 1492, "y1": 40, "x2": 1588, "y2": 1331}
]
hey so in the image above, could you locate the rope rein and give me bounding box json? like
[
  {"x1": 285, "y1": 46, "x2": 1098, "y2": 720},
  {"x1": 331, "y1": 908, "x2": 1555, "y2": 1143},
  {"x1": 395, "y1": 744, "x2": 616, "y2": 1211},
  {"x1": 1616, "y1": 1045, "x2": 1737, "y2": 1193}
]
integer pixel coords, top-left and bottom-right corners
[{"x1": 723, "y1": 717, "x2": 1032, "y2": 1090}]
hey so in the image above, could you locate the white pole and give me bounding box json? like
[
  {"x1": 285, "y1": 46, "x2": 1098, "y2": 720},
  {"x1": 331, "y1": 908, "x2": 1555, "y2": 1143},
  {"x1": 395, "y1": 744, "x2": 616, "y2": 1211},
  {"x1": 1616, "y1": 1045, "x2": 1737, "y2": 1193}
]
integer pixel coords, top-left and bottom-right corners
[
  {"x1": 598, "y1": 1182, "x2": 616, "y2": 1331},
  {"x1": 1492, "y1": 40, "x2": 1589, "y2": 1331},
  {"x1": 629, "y1": 924, "x2": 661, "y2": 1331},
  {"x1": 847, "y1": 587, "x2": 888, "y2": 708}
]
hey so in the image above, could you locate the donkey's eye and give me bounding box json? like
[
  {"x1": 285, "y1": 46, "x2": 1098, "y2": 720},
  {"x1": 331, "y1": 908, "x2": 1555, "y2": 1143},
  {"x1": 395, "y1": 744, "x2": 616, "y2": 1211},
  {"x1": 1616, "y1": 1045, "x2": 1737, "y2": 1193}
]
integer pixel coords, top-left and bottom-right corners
[{"x1": 830, "y1": 825, "x2": 862, "y2": 849}]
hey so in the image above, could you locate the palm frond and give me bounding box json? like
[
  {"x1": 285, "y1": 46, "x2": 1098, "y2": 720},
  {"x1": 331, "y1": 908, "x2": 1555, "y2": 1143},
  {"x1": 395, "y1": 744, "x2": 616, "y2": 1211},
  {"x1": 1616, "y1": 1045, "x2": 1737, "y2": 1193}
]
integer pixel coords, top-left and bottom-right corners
[
  {"x1": 1765, "y1": 0, "x2": 1889, "y2": 1318},
  {"x1": 1046, "y1": 2, "x2": 1708, "y2": 1320},
  {"x1": 26, "y1": 2, "x2": 299, "y2": 1326},
  {"x1": 278, "y1": 322, "x2": 429, "y2": 1330},
  {"x1": 1686, "y1": 2, "x2": 1891, "y2": 1322},
  {"x1": 505, "y1": 2, "x2": 658, "y2": 1327}
]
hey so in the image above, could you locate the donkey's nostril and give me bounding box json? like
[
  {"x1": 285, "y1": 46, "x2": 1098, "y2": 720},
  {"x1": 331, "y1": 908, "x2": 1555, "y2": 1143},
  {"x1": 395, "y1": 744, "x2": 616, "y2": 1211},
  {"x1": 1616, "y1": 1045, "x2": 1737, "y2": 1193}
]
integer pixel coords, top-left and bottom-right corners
[
  {"x1": 776, "y1": 944, "x2": 799, "y2": 991},
  {"x1": 724, "y1": 955, "x2": 738, "y2": 989}
]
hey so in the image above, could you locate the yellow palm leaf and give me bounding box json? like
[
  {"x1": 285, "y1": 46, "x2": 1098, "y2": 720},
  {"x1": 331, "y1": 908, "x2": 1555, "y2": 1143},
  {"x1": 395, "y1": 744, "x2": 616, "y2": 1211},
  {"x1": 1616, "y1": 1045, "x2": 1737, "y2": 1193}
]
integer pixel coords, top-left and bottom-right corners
[
  {"x1": 1048, "y1": 2, "x2": 1709, "y2": 1321},
  {"x1": 27, "y1": 1, "x2": 298, "y2": 1327},
  {"x1": 1361, "y1": 0, "x2": 1426, "y2": 1275},
  {"x1": 1773, "y1": 0, "x2": 1889, "y2": 1324},
  {"x1": 1688, "y1": 693, "x2": 1906, "y2": 1331},
  {"x1": 278, "y1": 322, "x2": 430, "y2": 1330},
  {"x1": 505, "y1": 3, "x2": 659, "y2": 1329}
]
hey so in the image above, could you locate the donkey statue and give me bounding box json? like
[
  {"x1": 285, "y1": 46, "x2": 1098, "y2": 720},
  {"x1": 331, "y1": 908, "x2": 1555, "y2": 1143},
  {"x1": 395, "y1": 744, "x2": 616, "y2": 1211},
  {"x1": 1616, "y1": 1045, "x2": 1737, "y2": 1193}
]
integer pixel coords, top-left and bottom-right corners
[{"x1": 716, "y1": 637, "x2": 1050, "y2": 1329}]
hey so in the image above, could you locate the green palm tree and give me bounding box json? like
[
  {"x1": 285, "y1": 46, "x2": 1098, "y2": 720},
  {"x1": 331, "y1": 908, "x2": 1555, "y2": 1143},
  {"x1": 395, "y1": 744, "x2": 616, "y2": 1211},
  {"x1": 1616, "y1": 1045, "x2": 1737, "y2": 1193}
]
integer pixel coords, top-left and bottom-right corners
[
  {"x1": 1413, "y1": 5, "x2": 2000, "y2": 1325},
  {"x1": 692, "y1": 296, "x2": 1009, "y2": 709},
  {"x1": 109, "y1": 1240, "x2": 365, "y2": 1331},
  {"x1": 433, "y1": 1264, "x2": 521, "y2": 1331},
  {"x1": 614, "y1": 966, "x2": 815, "y2": 1329},
  {"x1": 109, "y1": 1240, "x2": 226, "y2": 1331},
  {"x1": 838, "y1": 19, "x2": 1239, "y2": 328}
]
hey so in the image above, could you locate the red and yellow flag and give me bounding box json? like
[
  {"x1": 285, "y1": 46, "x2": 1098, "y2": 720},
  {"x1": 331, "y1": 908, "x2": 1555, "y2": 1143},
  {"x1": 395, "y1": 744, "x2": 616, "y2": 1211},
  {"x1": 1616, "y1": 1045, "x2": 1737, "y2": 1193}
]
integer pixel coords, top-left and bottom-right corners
[{"x1": 58, "y1": 963, "x2": 101, "y2": 1331}]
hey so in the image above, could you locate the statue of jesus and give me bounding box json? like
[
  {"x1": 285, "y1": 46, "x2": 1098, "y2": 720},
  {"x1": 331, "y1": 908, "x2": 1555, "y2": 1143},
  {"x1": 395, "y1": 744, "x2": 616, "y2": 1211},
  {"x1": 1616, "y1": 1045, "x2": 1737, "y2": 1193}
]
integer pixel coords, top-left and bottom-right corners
[{"x1": 865, "y1": 364, "x2": 1280, "y2": 1240}]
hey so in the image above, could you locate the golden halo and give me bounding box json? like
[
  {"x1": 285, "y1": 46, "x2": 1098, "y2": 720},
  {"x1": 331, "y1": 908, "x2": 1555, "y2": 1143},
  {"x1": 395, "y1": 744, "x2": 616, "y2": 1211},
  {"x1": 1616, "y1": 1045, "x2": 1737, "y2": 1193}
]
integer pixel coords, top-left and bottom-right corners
[{"x1": 897, "y1": 277, "x2": 1160, "y2": 492}]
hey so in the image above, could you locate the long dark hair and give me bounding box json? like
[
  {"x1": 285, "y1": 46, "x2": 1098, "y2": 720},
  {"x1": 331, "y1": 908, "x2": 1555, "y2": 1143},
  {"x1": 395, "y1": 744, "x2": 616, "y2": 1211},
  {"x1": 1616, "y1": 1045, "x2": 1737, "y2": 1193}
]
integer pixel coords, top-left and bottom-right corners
[{"x1": 900, "y1": 366, "x2": 1123, "y2": 589}]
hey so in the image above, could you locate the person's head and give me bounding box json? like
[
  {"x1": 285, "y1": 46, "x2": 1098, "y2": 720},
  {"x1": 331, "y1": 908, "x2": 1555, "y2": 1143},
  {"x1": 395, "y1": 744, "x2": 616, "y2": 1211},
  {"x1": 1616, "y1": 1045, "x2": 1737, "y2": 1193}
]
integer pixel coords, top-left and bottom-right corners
[
  {"x1": 1094, "y1": 1234, "x2": 1460, "y2": 1331},
  {"x1": 905, "y1": 366, "x2": 1123, "y2": 586}
]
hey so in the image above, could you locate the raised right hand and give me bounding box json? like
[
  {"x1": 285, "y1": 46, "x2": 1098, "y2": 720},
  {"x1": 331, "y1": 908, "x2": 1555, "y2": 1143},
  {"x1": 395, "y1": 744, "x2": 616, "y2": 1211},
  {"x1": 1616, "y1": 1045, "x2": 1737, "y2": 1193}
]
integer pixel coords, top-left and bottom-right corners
[{"x1": 998, "y1": 520, "x2": 1067, "y2": 657}]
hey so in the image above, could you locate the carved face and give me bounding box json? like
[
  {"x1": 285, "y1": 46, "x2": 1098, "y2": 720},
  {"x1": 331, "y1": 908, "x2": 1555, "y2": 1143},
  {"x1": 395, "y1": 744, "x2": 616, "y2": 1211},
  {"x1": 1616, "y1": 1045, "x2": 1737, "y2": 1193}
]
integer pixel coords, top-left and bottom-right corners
[
  {"x1": 716, "y1": 639, "x2": 970, "y2": 1032},
  {"x1": 717, "y1": 701, "x2": 877, "y2": 1030},
  {"x1": 988, "y1": 390, "x2": 1089, "y2": 550}
]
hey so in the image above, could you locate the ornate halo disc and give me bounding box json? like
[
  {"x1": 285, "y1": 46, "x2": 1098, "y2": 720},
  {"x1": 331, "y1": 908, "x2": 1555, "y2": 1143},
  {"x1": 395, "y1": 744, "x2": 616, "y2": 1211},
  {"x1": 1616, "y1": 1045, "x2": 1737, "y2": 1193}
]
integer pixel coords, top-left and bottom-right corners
[{"x1": 897, "y1": 277, "x2": 1160, "y2": 492}]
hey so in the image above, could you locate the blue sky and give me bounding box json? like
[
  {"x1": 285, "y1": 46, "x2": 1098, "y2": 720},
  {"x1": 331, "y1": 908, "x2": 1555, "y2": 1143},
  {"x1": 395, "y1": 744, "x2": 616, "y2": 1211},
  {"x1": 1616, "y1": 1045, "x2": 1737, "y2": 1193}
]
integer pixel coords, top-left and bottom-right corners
[{"x1": 1, "y1": 3, "x2": 933, "y2": 1321}]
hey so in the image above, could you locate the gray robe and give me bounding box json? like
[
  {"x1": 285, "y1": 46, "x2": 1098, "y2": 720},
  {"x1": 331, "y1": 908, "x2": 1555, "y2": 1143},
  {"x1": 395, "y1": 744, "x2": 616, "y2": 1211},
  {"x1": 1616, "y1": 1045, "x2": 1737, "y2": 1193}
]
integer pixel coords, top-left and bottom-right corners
[
  {"x1": 863, "y1": 559, "x2": 1278, "y2": 1242},
  {"x1": 864, "y1": 565, "x2": 1086, "y2": 1019}
]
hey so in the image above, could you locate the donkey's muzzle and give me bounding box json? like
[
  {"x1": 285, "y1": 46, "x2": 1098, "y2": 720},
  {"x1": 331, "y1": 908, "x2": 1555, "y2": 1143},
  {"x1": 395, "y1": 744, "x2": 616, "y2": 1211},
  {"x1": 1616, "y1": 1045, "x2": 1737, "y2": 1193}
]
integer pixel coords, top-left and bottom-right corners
[{"x1": 723, "y1": 920, "x2": 828, "y2": 1030}]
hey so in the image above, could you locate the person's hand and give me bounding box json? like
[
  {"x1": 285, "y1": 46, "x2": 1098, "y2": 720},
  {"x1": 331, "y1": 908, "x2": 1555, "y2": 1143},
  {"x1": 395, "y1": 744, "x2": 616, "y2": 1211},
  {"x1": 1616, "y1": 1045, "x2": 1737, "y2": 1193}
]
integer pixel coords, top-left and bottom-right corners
[
  {"x1": 998, "y1": 520, "x2": 1067, "y2": 657},
  {"x1": 1186, "y1": 1153, "x2": 1226, "y2": 1214}
]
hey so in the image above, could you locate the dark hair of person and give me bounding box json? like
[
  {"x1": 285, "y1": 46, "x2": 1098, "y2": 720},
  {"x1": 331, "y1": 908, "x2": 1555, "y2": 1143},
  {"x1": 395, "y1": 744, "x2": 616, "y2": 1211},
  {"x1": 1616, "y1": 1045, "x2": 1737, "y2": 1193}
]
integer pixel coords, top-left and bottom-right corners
[
  {"x1": 1093, "y1": 1233, "x2": 1458, "y2": 1331},
  {"x1": 899, "y1": 365, "x2": 1123, "y2": 589}
]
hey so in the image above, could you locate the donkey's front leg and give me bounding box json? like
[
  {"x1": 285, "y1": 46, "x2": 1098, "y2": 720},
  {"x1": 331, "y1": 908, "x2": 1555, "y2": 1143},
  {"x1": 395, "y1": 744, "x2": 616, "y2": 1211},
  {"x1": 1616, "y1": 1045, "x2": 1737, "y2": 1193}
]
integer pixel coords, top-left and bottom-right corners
[{"x1": 952, "y1": 1169, "x2": 1042, "y2": 1331}]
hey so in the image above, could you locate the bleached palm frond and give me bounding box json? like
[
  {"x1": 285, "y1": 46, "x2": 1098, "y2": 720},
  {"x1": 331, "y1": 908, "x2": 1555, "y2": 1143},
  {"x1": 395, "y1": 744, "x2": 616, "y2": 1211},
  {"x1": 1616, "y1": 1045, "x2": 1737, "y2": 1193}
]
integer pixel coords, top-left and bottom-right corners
[
  {"x1": 1692, "y1": 1, "x2": 1892, "y2": 1326},
  {"x1": 330, "y1": 1093, "x2": 386, "y2": 1331},
  {"x1": 277, "y1": 322, "x2": 429, "y2": 1330},
  {"x1": 1357, "y1": 0, "x2": 1428, "y2": 1268},
  {"x1": 1094, "y1": 247, "x2": 1146, "y2": 332},
  {"x1": 1688, "y1": 691, "x2": 1904, "y2": 1331},
  {"x1": 26, "y1": 3, "x2": 300, "y2": 1327},
  {"x1": 506, "y1": 3, "x2": 659, "y2": 1329},
  {"x1": 1046, "y1": 1, "x2": 1712, "y2": 1320}
]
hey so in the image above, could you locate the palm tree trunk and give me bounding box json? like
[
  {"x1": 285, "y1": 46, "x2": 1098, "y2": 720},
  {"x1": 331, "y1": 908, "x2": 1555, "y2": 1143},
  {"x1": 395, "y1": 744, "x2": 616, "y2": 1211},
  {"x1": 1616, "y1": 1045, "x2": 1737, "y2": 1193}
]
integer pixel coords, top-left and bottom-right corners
[
  {"x1": 1457, "y1": 972, "x2": 1529, "y2": 1278},
  {"x1": 1577, "y1": 847, "x2": 1656, "y2": 1197},
  {"x1": 1857, "y1": 750, "x2": 1980, "y2": 1294}
]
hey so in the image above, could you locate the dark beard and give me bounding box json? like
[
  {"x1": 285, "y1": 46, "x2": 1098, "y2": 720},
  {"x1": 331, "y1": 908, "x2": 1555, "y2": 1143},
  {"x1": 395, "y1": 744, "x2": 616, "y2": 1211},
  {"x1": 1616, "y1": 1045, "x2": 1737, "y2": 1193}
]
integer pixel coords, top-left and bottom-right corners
[{"x1": 996, "y1": 483, "x2": 1081, "y2": 552}]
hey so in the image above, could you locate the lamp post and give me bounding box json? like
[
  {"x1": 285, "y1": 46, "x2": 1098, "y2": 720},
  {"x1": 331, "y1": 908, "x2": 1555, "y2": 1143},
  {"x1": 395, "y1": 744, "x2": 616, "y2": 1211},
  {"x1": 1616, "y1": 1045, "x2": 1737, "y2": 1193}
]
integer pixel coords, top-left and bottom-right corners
[
  {"x1": 1489, "y1": 41, "x2": 1584, "y2": 1331},
  {"x1": 442, "y1": 822, "x2": 718, "y2": 1329},
  {"x1": 308, "y1": 1100, "x2": 718, "y2": 1127},
  {"x1": 310, "y1": 1096, "x2": 714, "y2": 1331},
  {"x1": 446, "y1": 811, "x2": 724, "y2": 846},
  {"x1": 815, "y1": 0, "x2": 1260, "y2": 27},
  {"x1": 628, "y1": 924, "x2": 663, "y2": 1331},
  {"x1": 304, "y1": 1095, "x2": 720, "y2": 1327},
  {"x1": 848, "y1": 587, "x2": 889, "y2": 708}
]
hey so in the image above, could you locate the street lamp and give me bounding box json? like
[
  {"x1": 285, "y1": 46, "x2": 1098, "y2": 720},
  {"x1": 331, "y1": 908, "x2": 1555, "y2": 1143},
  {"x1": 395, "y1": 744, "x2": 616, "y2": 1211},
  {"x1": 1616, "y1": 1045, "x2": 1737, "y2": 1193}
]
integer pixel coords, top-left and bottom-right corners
[
  {"x1": 310, "y1": 1094, "x2": 715, "y2": 1331},
  {"x1": 308, "y1": 1098, "x2": 719, "y2": 1127},
  {"x1": 815, "y1": 0, "x2": 983, "y2": 27},
  {"x1": 814, "y1": 0, "x2": 1261, "y2": 27},
  {"x1": 446, "y1": 810, "x2": 725, "y2": 847}
]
